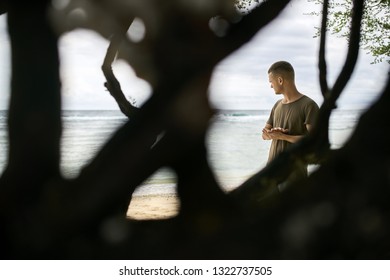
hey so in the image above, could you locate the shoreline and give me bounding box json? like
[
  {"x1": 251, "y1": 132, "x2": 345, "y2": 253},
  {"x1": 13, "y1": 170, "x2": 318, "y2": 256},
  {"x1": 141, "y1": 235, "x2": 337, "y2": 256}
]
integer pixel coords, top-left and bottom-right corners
[{"x1": 127, "y1": 194, "x2": 180, "y2": 220}]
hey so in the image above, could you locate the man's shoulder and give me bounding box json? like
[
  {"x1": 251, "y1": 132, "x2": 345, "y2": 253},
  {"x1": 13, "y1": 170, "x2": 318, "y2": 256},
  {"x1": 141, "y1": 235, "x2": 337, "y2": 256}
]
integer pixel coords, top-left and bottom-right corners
[
  {"x1": 301, "y1": 95, "x2": 319, "y2": 107},
  {"x1": 301, "y1": 94, "x2": 314, "y2": 102}
]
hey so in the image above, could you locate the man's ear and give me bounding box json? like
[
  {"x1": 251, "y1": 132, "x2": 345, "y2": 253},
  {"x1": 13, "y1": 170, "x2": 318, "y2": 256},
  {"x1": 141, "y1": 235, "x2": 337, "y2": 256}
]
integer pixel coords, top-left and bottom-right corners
[{"x1": 278, "y1": 77, "x2": 283, "y2": 84}]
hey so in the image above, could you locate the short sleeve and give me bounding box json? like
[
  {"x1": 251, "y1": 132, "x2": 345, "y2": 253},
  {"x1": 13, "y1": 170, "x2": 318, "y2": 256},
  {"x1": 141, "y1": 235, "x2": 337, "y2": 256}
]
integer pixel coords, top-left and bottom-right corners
[{"x1": 304, "y1": 100, "x2": 319, "y2": 126}]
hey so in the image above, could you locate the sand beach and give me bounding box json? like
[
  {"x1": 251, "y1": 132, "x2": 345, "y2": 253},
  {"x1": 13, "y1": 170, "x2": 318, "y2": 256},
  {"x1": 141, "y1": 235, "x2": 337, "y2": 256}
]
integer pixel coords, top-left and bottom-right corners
[{"x1": 127, "y1": 194, "x2": 180, "y2": 220}]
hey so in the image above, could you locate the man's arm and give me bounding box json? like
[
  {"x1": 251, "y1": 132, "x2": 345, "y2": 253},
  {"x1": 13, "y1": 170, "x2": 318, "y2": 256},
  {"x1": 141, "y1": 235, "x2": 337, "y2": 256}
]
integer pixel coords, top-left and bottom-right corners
[{"x1": 269, "y1": 131, "x2": 302, "y2": 143}]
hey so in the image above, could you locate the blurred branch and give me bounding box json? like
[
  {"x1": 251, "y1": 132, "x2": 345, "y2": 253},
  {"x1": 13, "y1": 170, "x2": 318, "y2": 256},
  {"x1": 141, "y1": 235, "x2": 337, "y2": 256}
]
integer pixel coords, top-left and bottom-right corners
[
  {"x1": 217, "y1": 0, "x2": 291, "y2": 61},
  {"x1": 0, "y1": 2, "x2": 7, "y2": 15}
]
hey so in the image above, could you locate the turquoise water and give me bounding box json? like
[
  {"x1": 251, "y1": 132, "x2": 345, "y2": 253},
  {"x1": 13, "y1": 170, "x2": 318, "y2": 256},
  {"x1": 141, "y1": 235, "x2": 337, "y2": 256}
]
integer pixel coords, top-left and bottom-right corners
[{"x1": 0, "y1": 109, "x2": 360, "y2": 195}]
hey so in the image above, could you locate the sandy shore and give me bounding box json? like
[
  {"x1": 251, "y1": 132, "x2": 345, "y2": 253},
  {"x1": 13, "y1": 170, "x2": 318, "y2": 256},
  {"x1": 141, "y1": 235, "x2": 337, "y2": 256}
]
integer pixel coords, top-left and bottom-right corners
[{"x1": 126, "y1": 194, "x2": 180, "y2": 220}]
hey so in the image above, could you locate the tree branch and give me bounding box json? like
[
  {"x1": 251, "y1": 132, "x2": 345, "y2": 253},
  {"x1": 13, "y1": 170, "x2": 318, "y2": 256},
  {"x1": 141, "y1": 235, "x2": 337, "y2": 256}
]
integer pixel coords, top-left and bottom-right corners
[
  {"x1": 218, "y1": 0, "x2": 291, "y2": 60},
  {"x1": 3, "y1": 2, "x2": 62, "y2": 185},
  {"x1": 102, "y1": 18, "x2": 139, "y2": 118},
  {"x1": 327, "y1": 0, "x2": 365, "y2": 106},
  {"x1": 319, "y1": 0, "x2": 330, "y2": 97}
]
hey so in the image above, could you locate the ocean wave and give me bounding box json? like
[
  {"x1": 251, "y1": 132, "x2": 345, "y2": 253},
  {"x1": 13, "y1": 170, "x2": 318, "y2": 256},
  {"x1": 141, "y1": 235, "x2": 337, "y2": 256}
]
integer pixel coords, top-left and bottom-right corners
[
  {"x1": 62, "y1": 116, "x2": 127, "y2": 121},
  {"x1": 61, "y1": 110, "x2": 128, "y2": 121},
  {"x1": 134, "y1": 183, "x2": 177, "y2": 196},
  {"x1": 214, "y1": 113, "x2": 267, "y2": 123}
]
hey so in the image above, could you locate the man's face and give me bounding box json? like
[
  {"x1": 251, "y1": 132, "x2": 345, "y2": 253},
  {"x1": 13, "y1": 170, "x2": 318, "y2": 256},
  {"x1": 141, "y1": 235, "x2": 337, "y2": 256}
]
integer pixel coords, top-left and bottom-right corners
[{"x1": 268, "y1": 72, "x2": 282, "y2": 95}]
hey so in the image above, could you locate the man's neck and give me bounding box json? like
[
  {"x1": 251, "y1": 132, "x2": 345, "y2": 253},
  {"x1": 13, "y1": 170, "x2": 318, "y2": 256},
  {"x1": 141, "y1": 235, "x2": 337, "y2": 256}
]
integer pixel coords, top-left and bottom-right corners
[{"x1": 282, "y1": 88, "x2": 303, "y2": 104}]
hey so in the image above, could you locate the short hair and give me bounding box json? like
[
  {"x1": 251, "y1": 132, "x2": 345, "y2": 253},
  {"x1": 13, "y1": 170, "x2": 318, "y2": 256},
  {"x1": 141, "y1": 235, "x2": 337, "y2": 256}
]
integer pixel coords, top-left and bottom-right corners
[{"x1": 268, "y1": 61, "x2": 295, "y2": 81}]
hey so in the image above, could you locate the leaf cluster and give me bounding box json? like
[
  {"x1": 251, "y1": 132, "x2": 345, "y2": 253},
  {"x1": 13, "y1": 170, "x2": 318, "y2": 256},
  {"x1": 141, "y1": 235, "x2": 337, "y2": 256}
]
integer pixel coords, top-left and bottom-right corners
[
  {"x1": 309, "y1": 0, "x2": 389, "y2": 64},
  {"x1": 235, "y1": 0, "x2": 261, "y2": 13}
]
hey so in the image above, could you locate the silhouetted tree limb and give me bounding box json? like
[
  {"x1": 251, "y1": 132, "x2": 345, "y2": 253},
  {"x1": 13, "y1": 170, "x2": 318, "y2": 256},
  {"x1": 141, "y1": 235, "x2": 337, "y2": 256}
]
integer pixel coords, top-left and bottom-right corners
[
  {"x1": 0, "y1": 2, "x2": 7, "y2": 15},
  {"x1": 102, "y1": 18, "x2": 138, "y2": 118},
  {"x1": 327, "y1": 0, "x2": 364, "y2": 106},
  {"x1": 318, "y1": 0, "x2": 329, "y2": 97},
  {"x1": 0, "y1": 0, "x2": 63, "y2": 258}
]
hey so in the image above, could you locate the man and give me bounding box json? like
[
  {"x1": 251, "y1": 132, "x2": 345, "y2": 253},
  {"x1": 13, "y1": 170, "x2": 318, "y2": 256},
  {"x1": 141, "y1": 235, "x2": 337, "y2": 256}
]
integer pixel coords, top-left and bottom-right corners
[{"x1": 262, "y1": 61, "x2": 319, "y2": 189}]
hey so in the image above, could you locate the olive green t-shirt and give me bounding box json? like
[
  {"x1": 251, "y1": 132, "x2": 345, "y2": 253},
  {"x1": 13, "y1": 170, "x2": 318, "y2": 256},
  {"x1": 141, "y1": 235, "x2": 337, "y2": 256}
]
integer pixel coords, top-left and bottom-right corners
[{"x1": 266, "y1": 95, "x2": 319, "y2": 163}]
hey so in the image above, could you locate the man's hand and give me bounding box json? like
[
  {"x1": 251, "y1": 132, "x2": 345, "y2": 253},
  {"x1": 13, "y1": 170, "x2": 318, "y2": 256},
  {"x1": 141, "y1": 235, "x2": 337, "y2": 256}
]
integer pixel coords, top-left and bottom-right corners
[
  {"x1": 262, "y1": 127, "x2": 272, "y2": 140},
  {"x1": 270, "y1": 127, "x2": 289, "y2": 133},
  {"x1": 262, "y1": 127, "x2": 289, "y2": 140}
]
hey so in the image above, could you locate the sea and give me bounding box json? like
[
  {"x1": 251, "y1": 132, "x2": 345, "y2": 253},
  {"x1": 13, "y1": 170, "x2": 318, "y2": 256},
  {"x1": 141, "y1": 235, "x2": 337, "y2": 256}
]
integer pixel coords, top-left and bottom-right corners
[{"x1": 0, "y1": 109, "x2": 361, "y2": 196}]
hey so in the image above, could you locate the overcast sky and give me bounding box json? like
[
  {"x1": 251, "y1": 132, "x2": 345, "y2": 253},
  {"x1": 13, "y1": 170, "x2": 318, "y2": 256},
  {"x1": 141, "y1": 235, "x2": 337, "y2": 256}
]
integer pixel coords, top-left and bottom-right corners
[{"x1": 0, "y1": 1, "x2": 388, "y2": 111}]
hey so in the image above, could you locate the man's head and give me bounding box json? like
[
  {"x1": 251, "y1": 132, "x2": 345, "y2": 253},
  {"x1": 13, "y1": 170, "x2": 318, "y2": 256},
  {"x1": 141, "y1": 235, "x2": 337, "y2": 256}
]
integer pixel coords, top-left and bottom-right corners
[{"x1": 267, "y1": 61, "x2": 295, "y2": 95}]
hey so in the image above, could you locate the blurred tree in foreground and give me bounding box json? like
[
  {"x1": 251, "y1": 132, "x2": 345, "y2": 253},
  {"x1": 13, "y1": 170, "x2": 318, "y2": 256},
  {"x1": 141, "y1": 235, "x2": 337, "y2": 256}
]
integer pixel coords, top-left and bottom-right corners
[{"x1": 0, "y1": 0, "x2": 389, "y2": 259}]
